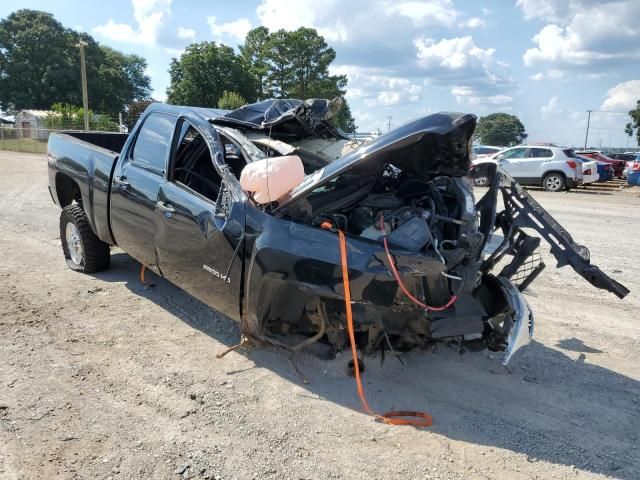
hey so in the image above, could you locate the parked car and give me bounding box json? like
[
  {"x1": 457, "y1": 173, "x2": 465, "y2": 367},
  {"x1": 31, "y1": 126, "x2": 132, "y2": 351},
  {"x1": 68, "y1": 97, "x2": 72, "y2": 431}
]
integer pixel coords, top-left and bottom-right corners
[
  {"x1": 576, "y1": 151, "x2": 625, "y2": 178},
  {"x1": 595, "y1": 161, "x2": 614, "y2": 182},
  {"x1": 574, "y1": 156, "x2": 599, "y2": 184},
  {"x1": 47, "y1": 100, "x2": 628, "y2": 370},
  {"x1": 473, "y1": 145, "x2": 583, "y2": 191},
  {"x1": 627, "y1": 159, "x2": 640, "y2": 186},
  {"x1": 620, "y1": 154, "x2": 640, "y2": 179},
  {"x1": 608, "y1": 153, "x2": 636, "y2": 162},
  {"x1": 472, "y1": 145, "x2": 503, "y2": 159}
]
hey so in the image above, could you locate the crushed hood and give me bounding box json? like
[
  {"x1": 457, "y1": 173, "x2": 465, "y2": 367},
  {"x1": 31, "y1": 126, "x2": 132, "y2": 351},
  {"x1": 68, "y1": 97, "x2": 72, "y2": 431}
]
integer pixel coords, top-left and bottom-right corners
[
  {"x1": 211, "y1": 98, "x2": 346, "y2": 139},
  {"x1": 277, "y1": 112, "x2": 477, "y2": 209}
]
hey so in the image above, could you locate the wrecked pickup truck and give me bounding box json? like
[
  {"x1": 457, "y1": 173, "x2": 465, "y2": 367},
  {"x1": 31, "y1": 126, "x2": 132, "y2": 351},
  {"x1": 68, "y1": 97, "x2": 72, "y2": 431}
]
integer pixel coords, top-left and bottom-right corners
[{"x1": 47, "y1": 99, "x2": 629, "y2": 366}]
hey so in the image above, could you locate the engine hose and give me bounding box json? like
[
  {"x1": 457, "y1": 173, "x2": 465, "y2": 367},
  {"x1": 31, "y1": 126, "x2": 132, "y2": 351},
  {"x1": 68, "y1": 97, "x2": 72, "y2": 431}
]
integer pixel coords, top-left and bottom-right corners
[{"x1": 379, "y1": 214, "x2": 457, "y2": 312}]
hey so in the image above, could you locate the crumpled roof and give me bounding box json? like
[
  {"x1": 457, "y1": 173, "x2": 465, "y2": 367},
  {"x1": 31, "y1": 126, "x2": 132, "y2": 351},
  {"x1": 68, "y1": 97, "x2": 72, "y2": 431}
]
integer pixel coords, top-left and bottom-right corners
[{"x1": 211, "y1": 98, "x2": 347, "y2": 139}]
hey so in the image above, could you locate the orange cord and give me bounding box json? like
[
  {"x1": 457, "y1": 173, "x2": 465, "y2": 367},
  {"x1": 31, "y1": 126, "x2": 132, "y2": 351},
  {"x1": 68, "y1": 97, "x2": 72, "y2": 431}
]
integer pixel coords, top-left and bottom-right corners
[
  {"x1": 321, "y1": 221, "x2": 433, "y2": 428},
  {"x1": 139, "y1": 264, "x2": 146, "y2": 285}
]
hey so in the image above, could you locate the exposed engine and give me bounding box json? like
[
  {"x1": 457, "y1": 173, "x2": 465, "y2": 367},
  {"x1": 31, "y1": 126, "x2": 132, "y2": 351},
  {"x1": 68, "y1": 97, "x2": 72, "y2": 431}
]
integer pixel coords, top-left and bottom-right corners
[{"x1": 272, "y1": 161, "x2": 501, "y2": 356}]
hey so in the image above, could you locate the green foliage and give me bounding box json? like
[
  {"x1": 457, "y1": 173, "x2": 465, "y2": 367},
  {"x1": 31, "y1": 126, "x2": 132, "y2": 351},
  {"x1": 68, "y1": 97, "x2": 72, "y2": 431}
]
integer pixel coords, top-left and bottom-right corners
[
  {"x1": 240, "y1": 26, "x2": 355, "y2": 131},
  {"x1": 239, "y1": 26, "x2": 270, "y2": 100},
  {"x1": 124, "y1": 99, "x2": 154, "y2": 130},
  {"x1": 626, "y1": 101, "x2": 640, "y2": 146},
  {"x1": 476, "y1": 113, "x2": 527, "y2": 146},
  {"x1": 166, "y1": 42, "x2": 257, "y2": 107},
  {"x1": 0, "y1": 9, "x2": 151, "y2": 114},
  {"x1": 44, "y1": 103, "x2": 119, "y2": 131},
  {"x1": 218, "y1": 91, "x2": 246, "y2": 110},
  {"x1": 331, "y1": 99, "x2": 357, "y2": 133}
]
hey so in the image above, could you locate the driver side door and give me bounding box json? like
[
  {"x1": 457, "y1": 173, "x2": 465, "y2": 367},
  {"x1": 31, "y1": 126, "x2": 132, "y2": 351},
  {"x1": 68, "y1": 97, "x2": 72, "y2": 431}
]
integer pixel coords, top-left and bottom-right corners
[{"x1": 154, "y1": 118, "x2": 247, "y2": 321}]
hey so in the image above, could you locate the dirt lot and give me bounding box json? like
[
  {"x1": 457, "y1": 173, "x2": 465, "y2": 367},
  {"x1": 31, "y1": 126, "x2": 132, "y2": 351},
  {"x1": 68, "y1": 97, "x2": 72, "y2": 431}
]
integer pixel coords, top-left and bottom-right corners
[{"x1": 1, "y1": 150, "x2": 639, "y2": 480}]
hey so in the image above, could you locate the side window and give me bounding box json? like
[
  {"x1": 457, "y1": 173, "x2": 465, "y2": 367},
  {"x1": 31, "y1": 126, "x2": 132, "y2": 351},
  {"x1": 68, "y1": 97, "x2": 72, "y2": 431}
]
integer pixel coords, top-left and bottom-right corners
[
  {"x1": 130, "y1": 113, "x2": 175, "y2": 173},
  {"x1": 502, "y1": 148, "x2": 528, "y2": 159},
  {"x1": 170, "y1": 120, "x2": 222, "y2": 202},
  {"x1": 529, "y1": 148, "x2": 553, "y2": 158}
]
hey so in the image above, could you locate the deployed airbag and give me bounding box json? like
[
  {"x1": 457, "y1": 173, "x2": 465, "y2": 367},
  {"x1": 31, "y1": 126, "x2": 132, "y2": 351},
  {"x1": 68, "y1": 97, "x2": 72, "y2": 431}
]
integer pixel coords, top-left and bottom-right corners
[{"x1": 240, "y1": 155, "x2": 305, "y2": 204}]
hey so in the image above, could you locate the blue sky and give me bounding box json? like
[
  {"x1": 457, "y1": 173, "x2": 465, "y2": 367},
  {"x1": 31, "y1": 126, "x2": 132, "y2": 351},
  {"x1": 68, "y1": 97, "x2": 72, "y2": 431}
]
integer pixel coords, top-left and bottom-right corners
[{"x1": 2, "y1": 0, "x2": 639, "y2": 148}]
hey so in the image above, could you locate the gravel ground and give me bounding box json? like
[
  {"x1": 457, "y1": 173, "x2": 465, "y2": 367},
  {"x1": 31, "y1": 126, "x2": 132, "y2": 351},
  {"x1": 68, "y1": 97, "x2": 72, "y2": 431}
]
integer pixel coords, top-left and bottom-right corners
[{"x1": 1, "y1": 151, "x2": 639, "y2": 480}]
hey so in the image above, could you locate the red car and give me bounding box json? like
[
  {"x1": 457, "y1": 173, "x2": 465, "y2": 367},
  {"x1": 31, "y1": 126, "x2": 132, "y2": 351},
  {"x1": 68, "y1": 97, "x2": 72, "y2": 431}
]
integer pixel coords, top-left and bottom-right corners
[{"x1": 576, "y1": 151, "x2": 625, "y2": 178}]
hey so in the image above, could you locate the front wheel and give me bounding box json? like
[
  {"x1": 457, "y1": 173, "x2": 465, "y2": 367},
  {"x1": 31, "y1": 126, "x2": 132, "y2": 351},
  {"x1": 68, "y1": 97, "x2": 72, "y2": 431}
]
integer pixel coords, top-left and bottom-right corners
[
  {"x1": 473, "y1": 175, "x2": 489, "y2": 187},
  {"x1": 542, "y1": 173, "x2": 565, "y2": 192},
  {"x1": 60, "y1": 204, "x2": 110, "y2": 273}
]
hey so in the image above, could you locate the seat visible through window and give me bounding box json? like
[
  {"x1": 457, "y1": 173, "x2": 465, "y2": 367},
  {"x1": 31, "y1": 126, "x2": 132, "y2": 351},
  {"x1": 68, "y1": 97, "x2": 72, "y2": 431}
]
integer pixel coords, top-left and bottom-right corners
[{"x1": 171, "y1": 123, "x2": 221, "y2": 201}]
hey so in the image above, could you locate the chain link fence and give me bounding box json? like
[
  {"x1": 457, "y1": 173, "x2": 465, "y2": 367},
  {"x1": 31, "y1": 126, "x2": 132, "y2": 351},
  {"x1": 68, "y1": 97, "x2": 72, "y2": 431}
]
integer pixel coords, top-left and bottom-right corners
[{"x1": 1, "y1": 113, "x2": 126, "y2": 154}]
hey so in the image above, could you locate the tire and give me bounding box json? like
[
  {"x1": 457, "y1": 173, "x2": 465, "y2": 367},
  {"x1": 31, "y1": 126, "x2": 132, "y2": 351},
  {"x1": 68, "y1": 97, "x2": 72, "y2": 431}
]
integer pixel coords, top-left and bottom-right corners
[
  {"x1": 60, "y1": 204, "x2": 110, "y2": 273},
  {"x1": 542, "y1": 172, "x2": 565, "y2": 192},
  {"x1": 473, "y1": 176, "x2": 489, "y2": 187}
]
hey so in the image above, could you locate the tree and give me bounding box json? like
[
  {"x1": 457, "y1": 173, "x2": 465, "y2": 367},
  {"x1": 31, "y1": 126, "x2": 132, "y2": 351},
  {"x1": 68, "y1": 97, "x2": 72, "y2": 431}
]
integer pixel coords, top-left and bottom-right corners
[
  {"x1": 166, "y1": 42, "x2": 257, "y2": 107},
  {"x1": 44, "y1": 103, "x2": 118, "y2": 131},
  {"x1": 626, "y1": 101, "x2": 640, "y2": 146},
  {"x1": 0, "y1": 10, "x2": 151, "y2": 114},
  {"x1": 218, "y1": 91, "x2": 246, "y2": 110},
  {"x1": 476, "y1": 113, "x2": 527, "y2": 146},
  {"x1": 241, "y1": 26, "x2": 355, "y2": 131},
  {"x1": 93, "y1": 46, "x2": 151, "y2": 115},
  {"x1": 331, "y1": 98, "x2": 357, "y2": 133},
  {"x1": 124, "y1": 99, "x2": 154, "y2": 130},
  {"x1": 239, "y1": 26, "x2": 269, "y2": 100}
]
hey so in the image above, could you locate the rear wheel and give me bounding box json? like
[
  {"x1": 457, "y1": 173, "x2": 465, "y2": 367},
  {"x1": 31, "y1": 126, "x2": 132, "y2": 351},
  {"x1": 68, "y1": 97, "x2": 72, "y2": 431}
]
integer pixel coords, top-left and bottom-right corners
[
  {"x1": 60, "y1": 204, "x2": 110, "y2": 273},
  {"x1": 542, "y1": 173, "x2": 565, "y2": 192}
]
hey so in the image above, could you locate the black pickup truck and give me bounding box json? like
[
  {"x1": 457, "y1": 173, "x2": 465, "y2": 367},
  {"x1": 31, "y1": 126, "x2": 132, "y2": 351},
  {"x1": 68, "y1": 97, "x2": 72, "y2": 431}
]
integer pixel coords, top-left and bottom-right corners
[{"x1": 48, "y1": 100, "x2": 628, "y2": 366}]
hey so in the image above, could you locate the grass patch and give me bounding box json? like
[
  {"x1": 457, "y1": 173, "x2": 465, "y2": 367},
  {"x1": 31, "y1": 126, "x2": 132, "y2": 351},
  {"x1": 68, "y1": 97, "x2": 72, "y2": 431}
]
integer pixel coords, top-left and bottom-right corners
[{"x1": 0, "y1": 137, "x2": 48, "y2": 154}]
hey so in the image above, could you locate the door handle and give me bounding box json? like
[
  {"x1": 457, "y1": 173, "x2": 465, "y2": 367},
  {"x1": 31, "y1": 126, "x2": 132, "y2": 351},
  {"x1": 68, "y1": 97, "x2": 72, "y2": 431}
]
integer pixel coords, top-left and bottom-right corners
[
  {"x1": 157, "y1": 201, "x2": 175, "y2": 217},
  {"x1": 115, "y1": 175, "x2": 130, "y2": 190}
]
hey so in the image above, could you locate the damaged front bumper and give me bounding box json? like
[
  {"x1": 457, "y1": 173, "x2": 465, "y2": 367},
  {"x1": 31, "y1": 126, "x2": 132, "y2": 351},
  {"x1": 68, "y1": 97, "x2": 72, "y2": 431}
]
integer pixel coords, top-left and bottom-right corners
[
  {"x1": 233, "y1": 109, "x2": 627, "y2": 369},
  {"x1": 497, "y1": 276, "x2": 534, "y2": 366}
]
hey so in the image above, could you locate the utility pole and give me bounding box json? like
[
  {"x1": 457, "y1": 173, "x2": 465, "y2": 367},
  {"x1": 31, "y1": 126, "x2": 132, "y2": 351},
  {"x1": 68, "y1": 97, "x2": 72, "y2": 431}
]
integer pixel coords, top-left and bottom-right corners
[
  {"x1": 387, "y1": 116, "x2": 392, "y2": 132},
  {"x1": 584, "y1": 110, "x2": 592, "y2": 149},
  {"x1": 77, "y1": 40, "x2": 89, "y2": 131}
]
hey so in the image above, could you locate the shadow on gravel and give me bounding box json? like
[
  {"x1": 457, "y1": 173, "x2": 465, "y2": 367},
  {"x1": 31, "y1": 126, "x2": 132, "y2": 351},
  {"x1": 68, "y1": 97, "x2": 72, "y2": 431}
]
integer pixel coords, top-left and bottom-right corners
[{"x1": 94, "y1": 253, "x2": 639, "y2": 480}]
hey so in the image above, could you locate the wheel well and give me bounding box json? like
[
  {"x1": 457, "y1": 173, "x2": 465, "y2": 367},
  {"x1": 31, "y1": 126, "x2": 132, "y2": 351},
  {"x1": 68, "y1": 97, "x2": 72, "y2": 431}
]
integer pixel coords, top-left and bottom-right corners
[
  {"x1": 55, "y1": 173, "x2": 82, "y2": 207},
  {"x1": 543, "y1": 170, "x2": 566, "y2": 180}
]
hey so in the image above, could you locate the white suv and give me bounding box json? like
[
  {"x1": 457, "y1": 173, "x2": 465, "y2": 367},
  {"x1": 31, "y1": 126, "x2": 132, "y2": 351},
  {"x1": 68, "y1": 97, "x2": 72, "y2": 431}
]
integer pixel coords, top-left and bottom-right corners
[{"x1": 473, "y1": 145, "x2": 583, "y2": 192}]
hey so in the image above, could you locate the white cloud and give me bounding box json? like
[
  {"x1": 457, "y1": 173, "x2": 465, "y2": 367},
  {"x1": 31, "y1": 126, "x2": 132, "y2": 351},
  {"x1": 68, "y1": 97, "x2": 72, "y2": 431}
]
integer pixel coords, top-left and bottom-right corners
[
  {"x1": 253, "y1": 1, "x2": 513, "y2": 109},
  {"x1": 177, "y1": 26, "x2": 195, "y2": 41},
  {"x1": 93, "y1": 0, "x2": 172, "y2": 46},
  {"x1": 530, "y1": 69, "x2": 565, "y2": 81},
  {"x1": 520, "y1": 1, "x2": 640, "y2": 72},
  {"x1": 415, "y1": 36, "x2": 494, "y2": 70},
  {"x1": 93, "y1": 0, "x2": 199, "y2": 51},
  {"x1": 207, "y1": 17, "x2": 253, "y2": 42},
  {"x1": 601, "y1": 80, "x2": 640, "y2": 111},
  {"x1": 451, "y1": 86, "x2": 512, "y2": 107},
  {"x1": 541, "y1": 96, "x2": 560, "y2": 115},
  {"x1": 332, "y1": 65, "x2": 423, "y2": 107},
  {"x1": 413, "y1": 36, "x2": 514, "y2": 106},
  {"x1": 459, "y1": 17, "x2": 486, "y2": 29},
  {"x1": 389, "y1": 0, "x2": 459, "y2": 27}
]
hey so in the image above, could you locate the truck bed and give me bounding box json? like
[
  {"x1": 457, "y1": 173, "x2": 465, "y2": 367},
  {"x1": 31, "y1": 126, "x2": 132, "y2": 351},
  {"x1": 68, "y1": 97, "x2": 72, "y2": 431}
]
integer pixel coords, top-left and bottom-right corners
[{"x1": 48, "y1": 132, "x2": 130, "y2": 245}]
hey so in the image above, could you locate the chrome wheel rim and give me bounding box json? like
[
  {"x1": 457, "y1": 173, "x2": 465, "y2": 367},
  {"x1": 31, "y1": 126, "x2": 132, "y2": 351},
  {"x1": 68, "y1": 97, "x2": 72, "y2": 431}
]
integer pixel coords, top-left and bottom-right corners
[
  {"x1": 65, "y1": 222, "x2": 84, "y2": 265},
  {"x1": 474, "y1": 176, "x2": 488, "y2": 186},
  {"x1": 545, "y1": 176, "x2": 561, "y2": 191}
]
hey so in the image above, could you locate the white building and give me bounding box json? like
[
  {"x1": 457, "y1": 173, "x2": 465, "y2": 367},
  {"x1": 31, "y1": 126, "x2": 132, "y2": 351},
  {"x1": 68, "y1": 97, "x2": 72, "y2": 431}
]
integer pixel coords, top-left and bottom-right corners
[{"x1": 14, "y1": 110, "x2": 51, "y2": 140}]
